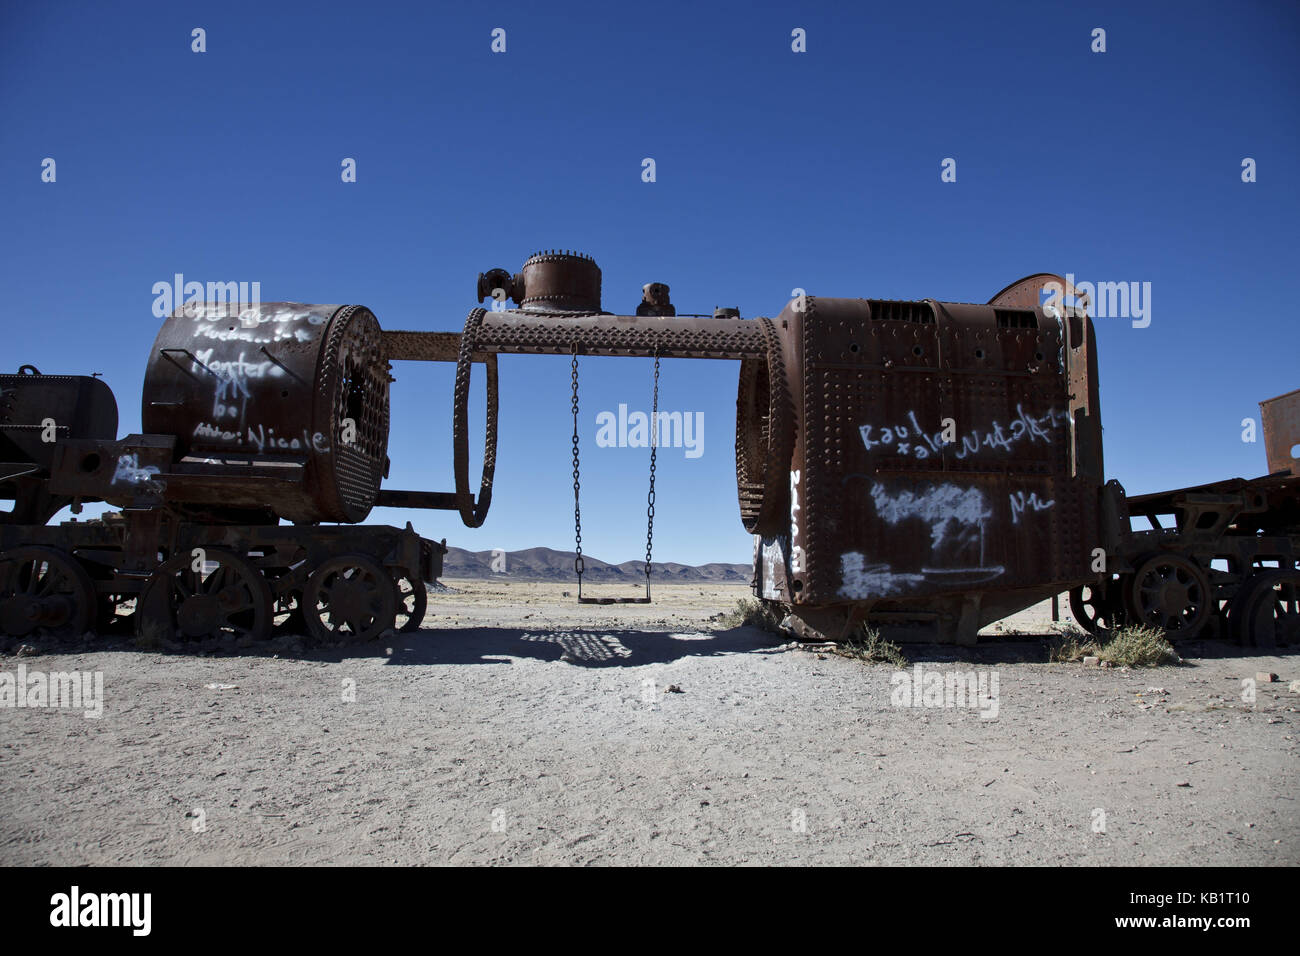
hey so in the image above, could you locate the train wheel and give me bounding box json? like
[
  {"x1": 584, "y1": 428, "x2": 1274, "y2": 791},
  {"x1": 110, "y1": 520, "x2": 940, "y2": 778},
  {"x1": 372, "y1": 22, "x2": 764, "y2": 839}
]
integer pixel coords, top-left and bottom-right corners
[
  {"x1": 304, "y1": 555, "x2": 396, "y2": 643},
  {"x1": 137, "y1": 549, "x2": 272, "y2": 643},
  {"x1": 1226, "y1": 571, "x2": 1265, "y2": 645},
  {"x1": 1125, "y1": 553, "x2": 1211, "y2": 640},
  {"x1": 0, "y1": 546, "x2": 95, "y2": 639},
  {"x1": 1068, "y1": 580, "x2": 1125, "y2": 635},
  {"x1": 393, "y1": 573, "x2": 427, "y2": 633},
  {"x1": 1236, "y1": 570, "x2": 1300, "y2": 650}
]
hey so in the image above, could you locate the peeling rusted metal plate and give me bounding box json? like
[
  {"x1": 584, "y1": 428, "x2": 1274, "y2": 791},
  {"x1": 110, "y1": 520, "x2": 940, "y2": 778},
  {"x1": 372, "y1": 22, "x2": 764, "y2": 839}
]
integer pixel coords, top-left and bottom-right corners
[
  {"x1": 1260, "y1": 388, "x2": 1300, "y2": 476},
  {"x1": 988, "y1": 272, "x2": 1084, "y2": 312}
]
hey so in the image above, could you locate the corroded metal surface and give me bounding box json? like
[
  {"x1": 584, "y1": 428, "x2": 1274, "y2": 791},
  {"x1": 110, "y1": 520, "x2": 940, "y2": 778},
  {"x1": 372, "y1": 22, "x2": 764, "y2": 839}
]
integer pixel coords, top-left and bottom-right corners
[
  {"x1": 734, "y1": 316, "x2": 794, "y2": 534},
  {"x1": 141, "y1": 302, "x2": 390, "y2": 522},
  {"x1": 471, "y1": 311, "x2": 765, "y2": 359},
  {"x1": 0, "y1": 514, "x2": 443, "y2": 642},
  {"x1": 515, "y1": 250, "x2": 603, "y2": 313},
  {"x1": 0, "y1": 367, "x2": 117, "y2": 524},
  {"x1": 452, "y1": 308, "x2": 499, "y2": 528},
  {"x1": 749, "y1": 294, "x2": 1104, "y2": 641},
  {"x1": 1260, "y1": 387, "x2": 1300, "y2": 476}
]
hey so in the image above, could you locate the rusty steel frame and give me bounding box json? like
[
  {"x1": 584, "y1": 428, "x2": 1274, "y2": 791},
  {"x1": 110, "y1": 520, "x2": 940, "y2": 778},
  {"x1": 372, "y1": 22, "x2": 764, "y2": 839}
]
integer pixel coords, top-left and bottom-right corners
[{"x1": 381, "y1": 253, "x2": 1115, "y2": 645}]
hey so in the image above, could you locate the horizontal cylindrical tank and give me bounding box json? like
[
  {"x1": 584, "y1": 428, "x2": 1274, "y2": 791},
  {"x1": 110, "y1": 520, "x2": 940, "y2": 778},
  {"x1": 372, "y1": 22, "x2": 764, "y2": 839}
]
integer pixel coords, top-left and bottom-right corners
[
  {"x1": 751, "y1": 294, "x2": 1104, "y2": 613},
  {"x1": 141, "y1": 302, "x2": 390, "y2": 522}
]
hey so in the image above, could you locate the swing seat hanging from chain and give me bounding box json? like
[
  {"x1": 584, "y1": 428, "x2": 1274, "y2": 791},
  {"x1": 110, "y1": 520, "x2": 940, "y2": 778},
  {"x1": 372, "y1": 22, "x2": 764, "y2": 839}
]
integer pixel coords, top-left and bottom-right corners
[{"x1": 570, "y1": 343, "x2": 659, "y2": 604}]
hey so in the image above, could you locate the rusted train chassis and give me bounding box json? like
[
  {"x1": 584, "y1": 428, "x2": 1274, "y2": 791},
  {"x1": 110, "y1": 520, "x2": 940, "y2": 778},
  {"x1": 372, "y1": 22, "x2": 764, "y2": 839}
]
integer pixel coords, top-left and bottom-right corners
[
  {"x1": 0, "y1": 516, "x2": 438, "y2": 644},
  {"x1": 1073, "y1": 461, "x2": 1300, "y2": 648}
]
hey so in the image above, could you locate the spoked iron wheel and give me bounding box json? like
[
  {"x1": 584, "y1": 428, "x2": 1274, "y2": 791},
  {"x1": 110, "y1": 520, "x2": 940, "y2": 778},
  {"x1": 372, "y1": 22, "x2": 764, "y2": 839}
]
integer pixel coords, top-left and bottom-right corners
[
  {"x1": 137, "y1": 549, "x2": 273, "y2": 644},
  {"x1": 1125, "y1": 553, "x2": 1211, "y2": 640},
  {"x1": 0, "y1": 546, "x2": 95, "y2": 639},
  {"x1": 393, "y1": 573, "x2": 427, "y2": 633},
  {"x1": 304, "y1": 555, "x2": 396, "y2": 643},
  {"x1": 1068, "y1": 579, "x2": 1126, "y2": 635},
  {"x1": 1235, "y1": 570, "x2": 1300, "y2": 650}
]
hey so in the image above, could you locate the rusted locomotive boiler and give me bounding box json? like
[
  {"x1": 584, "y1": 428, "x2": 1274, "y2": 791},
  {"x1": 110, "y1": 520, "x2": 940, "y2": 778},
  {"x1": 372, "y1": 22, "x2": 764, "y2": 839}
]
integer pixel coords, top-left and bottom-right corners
[
  {"x1": 136, "y1": 302, "x2": 390, "y2": 523},
  {"x1": 0, "y1": 302, "x2": 445, "y2": 644},
  {"x1": 740, "y1": 281, "x2": 1105, "y2": 644}
]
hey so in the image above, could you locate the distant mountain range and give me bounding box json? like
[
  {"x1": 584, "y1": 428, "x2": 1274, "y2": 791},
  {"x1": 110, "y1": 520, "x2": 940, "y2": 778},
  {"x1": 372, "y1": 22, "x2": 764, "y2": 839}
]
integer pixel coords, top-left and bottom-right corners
[{"x1": 442, "y1": 546, "x2": 752, "y2": 583}]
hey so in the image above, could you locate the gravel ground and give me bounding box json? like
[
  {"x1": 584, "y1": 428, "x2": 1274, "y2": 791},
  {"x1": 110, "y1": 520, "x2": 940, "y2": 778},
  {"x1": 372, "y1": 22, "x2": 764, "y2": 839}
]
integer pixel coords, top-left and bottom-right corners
[{"x1": 1, "y1": 579, "x2": 1296, "y2": 865}]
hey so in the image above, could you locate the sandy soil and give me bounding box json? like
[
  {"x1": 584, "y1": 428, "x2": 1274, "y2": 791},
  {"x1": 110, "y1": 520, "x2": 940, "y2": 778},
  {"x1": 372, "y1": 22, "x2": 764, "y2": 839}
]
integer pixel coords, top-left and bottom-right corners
[{"x1": 1, "y1": 580, "x2": 1296, "y2": 866}]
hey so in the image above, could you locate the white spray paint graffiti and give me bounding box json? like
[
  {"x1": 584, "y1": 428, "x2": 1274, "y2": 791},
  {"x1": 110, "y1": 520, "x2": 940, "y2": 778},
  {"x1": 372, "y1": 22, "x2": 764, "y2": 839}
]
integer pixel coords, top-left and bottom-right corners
[
  {"x1": 188, "y1": 305, "x2": 324, "y2": 345},
  {"x1": 789, "y1": 470, "x2": 805, "y2": 575},
  {"x1": 759, "y1": 537, "x2": 785, "y2": 600},
  {"x1": 246, "y1": 425, "x2": 330, "y2": 455},
  {"x1": 838, "y1": 482, "x2": 1005, "y2": 599},
  {"x1": 111, "y1": 454, "x2": 163, "y2": 493},
  {"x1": 191, "y1": 348, "x2": 286, "y2": 438},
  {"x1": 952, "y1": 405, "x2": 1069, "y2": 460},
  {"x1": 192, "y1": 422, "x2": 240, "y2": 442},
  {"x1": 179, "y1": 311, "x2": 333, "y2": 454},
  {"x1": 1009, "y1": 490, "x2": 1055, "y2": 524},
  {"x1": 869, "y1": 482, "x2": 991, "y2": 561},
  {"x1": 194, "y1": 322, "x2": 315, "y2": 345},
  {"x1": 839, "y1": 553, "x2": 926, "y2": 596},
  {"x1": 859, "y1": 405, "x2": 1068, "y2": 461}
]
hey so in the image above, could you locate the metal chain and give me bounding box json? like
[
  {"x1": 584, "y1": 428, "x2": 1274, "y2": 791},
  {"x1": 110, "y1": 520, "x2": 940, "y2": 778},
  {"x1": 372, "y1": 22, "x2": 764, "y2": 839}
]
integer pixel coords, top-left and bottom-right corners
[
  {"x1": 452, "y1": 307, "x2": 499, "y2": 528},
  {"x1": 570, "y1": 346, "x2": 584, "y2": 593},
  {"x1": 644, "y1": 347, "x2": 660, "y2": 587}
]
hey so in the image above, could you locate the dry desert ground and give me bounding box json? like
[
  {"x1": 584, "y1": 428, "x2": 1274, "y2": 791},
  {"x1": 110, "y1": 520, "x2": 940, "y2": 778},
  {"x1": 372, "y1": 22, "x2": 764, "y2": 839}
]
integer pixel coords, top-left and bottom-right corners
[{"x1": 1, "y1": 579, "x2": 1296, "y2": 865}]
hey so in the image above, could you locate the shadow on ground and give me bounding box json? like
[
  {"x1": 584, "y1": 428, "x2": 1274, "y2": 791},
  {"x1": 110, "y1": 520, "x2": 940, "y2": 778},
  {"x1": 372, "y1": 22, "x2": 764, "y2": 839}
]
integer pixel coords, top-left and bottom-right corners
[
  {"x1": 378, "y1": 625, "x2": 783, "y2": 667},
  {"x1": 0, "y1": 625, "x2": 786, "y2": 667},
  {"x1": 3, "y1": 626, "x2": 1293, "y2": 667}
]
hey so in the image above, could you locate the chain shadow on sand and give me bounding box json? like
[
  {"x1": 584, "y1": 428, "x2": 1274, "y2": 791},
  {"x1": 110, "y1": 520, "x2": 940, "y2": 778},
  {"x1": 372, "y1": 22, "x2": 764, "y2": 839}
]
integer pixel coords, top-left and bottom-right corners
[{"x1": 378, "y1": 625, "x2": 784, "y2": 667}]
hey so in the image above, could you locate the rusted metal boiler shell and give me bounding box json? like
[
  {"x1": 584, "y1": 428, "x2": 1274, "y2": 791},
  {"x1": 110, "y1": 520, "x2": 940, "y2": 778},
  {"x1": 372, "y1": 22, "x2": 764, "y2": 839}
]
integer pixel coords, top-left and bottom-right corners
[
  {"x1": 141, "y1": 302, "x2": 390, "y2": 523},
  {"x1": 751, "y1": 296, "x2": 1104, "y2": 617}
]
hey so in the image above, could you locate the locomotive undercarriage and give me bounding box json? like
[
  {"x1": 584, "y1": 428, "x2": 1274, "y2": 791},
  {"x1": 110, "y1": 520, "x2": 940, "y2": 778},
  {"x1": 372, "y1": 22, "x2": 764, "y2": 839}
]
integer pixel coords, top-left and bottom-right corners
[{"x1": 0, "y1": 511, "x2": 440, "y2": 645}]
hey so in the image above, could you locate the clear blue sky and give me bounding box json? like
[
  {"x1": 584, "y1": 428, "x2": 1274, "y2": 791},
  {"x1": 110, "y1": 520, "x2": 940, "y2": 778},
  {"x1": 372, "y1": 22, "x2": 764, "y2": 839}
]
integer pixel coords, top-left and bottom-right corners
[{"x1": 2, "y1": 0, "x2": 1296, "y2": 565}]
